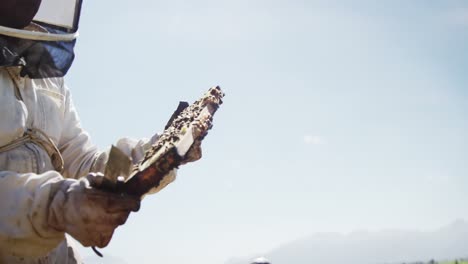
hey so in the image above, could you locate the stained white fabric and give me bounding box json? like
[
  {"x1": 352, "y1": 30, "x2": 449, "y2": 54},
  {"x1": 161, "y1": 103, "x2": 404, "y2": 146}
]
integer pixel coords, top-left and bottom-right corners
[{"x1": 0, "y1": 67, "x2": 174, "y2": 263}]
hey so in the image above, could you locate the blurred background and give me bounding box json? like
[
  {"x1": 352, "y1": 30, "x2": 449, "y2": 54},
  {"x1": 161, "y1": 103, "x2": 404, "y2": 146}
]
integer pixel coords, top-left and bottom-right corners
[{"x1": 65, "y1": 0, "x2": 468, "y2": 263}]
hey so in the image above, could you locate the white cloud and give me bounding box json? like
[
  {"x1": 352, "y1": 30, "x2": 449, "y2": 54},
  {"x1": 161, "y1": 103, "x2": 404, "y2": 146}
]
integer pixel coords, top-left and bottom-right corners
[{"x1": 303, "y1": 135, "x2": 327, "y2": 145}]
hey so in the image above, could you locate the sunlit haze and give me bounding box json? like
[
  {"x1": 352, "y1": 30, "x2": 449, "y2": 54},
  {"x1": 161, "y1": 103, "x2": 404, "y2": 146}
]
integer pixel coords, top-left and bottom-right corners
[{"x1": 64, "y1": 1, "x2": 468, "y2": 263}]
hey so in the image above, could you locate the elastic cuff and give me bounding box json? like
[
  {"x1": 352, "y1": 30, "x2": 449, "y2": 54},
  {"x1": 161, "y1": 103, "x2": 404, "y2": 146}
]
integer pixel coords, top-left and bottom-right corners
[{"x1": 46, "y1": 179, "x2": 75, "y2": 232}]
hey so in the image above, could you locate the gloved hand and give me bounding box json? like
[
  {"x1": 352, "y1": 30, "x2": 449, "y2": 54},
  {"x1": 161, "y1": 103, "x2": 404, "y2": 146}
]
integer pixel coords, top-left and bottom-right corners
[
  {"x1": 144, "y1": 140, "x2": 202, "y2": 195},
  {"x1": 48, "y1": 173, "x2": 140, "y2": 248},
  {"x1": 181, "y1": 140, "x2": 203, "y2": 164}
]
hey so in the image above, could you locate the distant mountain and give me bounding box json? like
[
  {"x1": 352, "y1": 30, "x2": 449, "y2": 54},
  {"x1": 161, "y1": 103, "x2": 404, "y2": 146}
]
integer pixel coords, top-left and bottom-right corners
[{"x1": 226, "y1": 220, "x2": 468, "y2": 264}]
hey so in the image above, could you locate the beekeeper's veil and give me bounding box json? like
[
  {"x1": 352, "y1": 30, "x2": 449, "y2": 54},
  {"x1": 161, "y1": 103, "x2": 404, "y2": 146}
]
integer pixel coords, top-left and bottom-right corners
[{"x1": 0, "y1": 0, "x2": 82, "y2": 78}]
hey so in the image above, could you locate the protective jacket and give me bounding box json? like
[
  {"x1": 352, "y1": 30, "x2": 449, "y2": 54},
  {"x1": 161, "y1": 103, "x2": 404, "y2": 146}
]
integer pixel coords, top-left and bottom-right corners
[{"x1": 0, "y1": 67, "x2": 166, "y2": 263}]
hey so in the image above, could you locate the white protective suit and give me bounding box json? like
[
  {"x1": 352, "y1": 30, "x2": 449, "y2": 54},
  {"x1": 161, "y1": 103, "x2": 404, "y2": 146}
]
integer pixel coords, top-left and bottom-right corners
[{"x1": 0, "y1": 66, "x2": 175, "y2": 263}]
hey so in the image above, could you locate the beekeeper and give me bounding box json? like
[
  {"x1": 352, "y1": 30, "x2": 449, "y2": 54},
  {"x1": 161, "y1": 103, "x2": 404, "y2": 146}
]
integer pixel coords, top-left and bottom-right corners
[{"x1": 0, "y1": 0, "x2": 179, "y2": 262}]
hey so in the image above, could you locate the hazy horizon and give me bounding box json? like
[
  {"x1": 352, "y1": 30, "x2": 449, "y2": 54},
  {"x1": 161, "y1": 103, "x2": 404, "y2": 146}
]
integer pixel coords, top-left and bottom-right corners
[
  {"x1": 82, "y1": 219, "x2": 468, "y2": 263},
  {"x1": 225, "y1": 219, "x2": 468, "y2": 264}
]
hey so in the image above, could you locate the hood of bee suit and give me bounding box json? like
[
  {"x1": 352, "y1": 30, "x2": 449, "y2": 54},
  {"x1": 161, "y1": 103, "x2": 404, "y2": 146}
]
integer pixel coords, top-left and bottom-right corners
[{"x1": 0, "y1": 0, "x2": 82, "y2": 78}]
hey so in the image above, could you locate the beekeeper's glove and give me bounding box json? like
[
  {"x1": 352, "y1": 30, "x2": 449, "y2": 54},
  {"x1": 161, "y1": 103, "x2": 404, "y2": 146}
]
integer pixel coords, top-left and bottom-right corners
[{"x1": 48, "y1": 174, "x2": 140, "y2": 248}]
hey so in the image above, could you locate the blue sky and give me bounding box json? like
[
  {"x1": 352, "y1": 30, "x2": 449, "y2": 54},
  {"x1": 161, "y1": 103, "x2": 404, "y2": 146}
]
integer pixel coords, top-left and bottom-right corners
[{"x1": 64, "y1": 1, "x2": 468, "y2": 263}]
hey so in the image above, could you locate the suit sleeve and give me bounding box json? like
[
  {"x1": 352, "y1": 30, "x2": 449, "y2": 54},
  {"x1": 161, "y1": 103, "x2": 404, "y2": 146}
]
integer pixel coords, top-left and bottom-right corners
[{"x1": 0, "y1": 170, "x2": 65, "y2": 257}]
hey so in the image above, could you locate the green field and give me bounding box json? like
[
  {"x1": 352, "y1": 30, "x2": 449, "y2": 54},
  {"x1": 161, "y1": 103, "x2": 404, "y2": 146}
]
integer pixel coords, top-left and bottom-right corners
[{"x1": 439, "y1": 261, "x2": 468, "y2": 264}]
